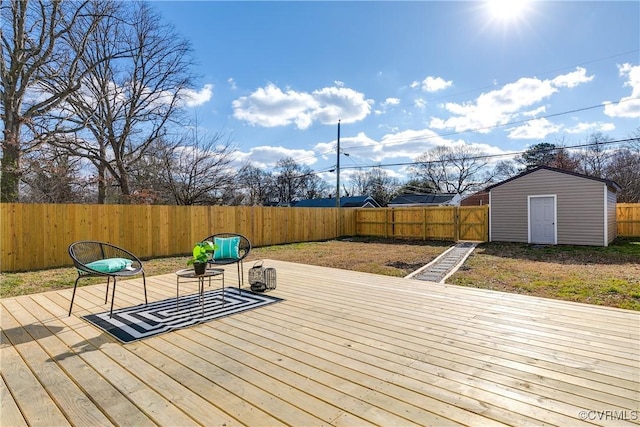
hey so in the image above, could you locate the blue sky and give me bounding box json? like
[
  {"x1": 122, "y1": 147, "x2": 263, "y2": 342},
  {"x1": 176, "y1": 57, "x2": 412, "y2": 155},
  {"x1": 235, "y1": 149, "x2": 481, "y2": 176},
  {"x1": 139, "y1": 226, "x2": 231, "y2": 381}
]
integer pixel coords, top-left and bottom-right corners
[{"x1": 152, "y1": 1, "x2": 640, "y2": 185}]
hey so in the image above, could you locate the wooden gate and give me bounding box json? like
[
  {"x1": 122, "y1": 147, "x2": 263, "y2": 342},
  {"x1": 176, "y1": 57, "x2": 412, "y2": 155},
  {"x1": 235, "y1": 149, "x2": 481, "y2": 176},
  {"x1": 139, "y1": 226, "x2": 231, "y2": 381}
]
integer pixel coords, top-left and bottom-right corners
[{"x1": 457, "y1": 206, "x2": 489, "y2": 241}]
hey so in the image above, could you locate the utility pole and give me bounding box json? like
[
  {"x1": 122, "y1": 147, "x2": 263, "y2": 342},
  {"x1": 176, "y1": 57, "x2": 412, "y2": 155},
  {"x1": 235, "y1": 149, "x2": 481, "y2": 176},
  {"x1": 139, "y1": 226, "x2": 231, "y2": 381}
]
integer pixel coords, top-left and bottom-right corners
[{"x1": 336, "y1": 119, "x2": 341, "y2": 208}]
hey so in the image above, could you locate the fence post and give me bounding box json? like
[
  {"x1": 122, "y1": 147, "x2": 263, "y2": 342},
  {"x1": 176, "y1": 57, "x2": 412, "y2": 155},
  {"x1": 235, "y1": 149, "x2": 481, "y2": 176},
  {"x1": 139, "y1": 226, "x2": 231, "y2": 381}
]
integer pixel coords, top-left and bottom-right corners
[
  {"x1": 423, "y1": 208, "x2": 427, "y2": 241},
  {"x1": 385, "y1": 209, "x2": 389, "y2": 238}
]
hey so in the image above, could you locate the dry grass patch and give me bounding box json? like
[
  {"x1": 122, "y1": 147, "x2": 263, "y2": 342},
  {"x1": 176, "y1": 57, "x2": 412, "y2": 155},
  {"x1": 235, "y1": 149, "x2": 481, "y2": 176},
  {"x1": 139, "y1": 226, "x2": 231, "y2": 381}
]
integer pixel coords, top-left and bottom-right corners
[
  {"x1": 247, "y1": 238, "x2": 451, "y2": 276},
  {"x1": 449, "y1": 238, "x2": 640, "y2": 311}
]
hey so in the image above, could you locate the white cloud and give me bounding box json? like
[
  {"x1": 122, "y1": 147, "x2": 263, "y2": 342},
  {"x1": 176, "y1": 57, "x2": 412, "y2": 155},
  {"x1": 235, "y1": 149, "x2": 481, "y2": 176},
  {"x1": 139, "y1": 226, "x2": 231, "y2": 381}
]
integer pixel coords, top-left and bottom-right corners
[
  {"x1": 507, "y1": 118, "x2": 561, "y2": 139},
  {"x1": 311, "y1": 126, "x2": 508, "y2": 182},
  {"x1": 349, "y1": 128, "x2": 504, "y2": 163},
  {"x1": 313, "y1": 131, "x2": 379, "y2": 161},
  {"x1": 413, "y1": 98, "x2": 426, "y2": 109},
  {"x1": 565, "y1": 121, "x2": 616, "y2": 134},
  {"x1": 232, "y1": 83, "x2": 372, "y2": 129},
  {"x1": 182, "y1": 84, "x2": 214, "y2": 107},
  {"x1": 411, "y1": 76, "x2": 453, "y2": 93},
  {"x1": 522, "y1": 106, "x2": 547, "y2": 117},
  {"x1": 237, "y1": 145, "x2": 317, "y2": 169},
  {"x1": 551, "y1": 67, "x2": 594, "y2": 88},
  {"x1": 429, "y1": 68, "x2": 593, "y2": 134},
  {"x1": 377, "y1": 129, "x2": 507, "y2": 164},
  {"x1": 312, "y1": 86, "x2": 373, "y2": 124},
  {"x1": 228, "y1": 78, "x2": 237, "y2": 90},
  {"x1": 603, "y1": 63, "x2": 640, "y2": 119},
  {"x1": 313, "y1": 129, "x2": 430, "y2": 164},
  {"x1": 374, "y1": 97, "x2": 401, "y2": 115}
]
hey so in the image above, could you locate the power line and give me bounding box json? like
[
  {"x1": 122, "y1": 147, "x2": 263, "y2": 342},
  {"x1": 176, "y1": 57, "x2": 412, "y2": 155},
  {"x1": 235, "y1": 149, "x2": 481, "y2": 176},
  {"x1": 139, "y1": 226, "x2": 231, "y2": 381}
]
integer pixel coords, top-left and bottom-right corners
[
  {"x1": 282, "y1": 95, "x2": 639, "y2": 170},
  {"x1": 282, "y1": 137, "x2": 639, "y2": 181},
  {"x1": 339, "y1": 137, "x2": 640, "y2": 171}
]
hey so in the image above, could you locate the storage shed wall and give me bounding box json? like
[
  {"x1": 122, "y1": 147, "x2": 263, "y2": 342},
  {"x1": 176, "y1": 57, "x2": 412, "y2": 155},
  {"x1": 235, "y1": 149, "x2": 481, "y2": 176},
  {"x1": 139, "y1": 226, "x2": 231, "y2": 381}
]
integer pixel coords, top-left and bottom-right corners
[
  {"x1": 607, "y1": 188, "x2": 617, "y2": 244},
  {"x1": 490, "y1": 168, "x2": 608, "y2": 246}
]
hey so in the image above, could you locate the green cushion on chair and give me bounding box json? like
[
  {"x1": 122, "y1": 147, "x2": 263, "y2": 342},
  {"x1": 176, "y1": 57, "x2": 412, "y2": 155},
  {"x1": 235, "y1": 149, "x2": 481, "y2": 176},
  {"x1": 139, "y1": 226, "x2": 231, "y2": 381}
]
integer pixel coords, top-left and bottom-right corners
[
  {"x1": 86, "y1": 258, "x2": 132, "y2": 273},
  {"x1": 213, "y1": 236, "x2": 240, "y2": 260}
]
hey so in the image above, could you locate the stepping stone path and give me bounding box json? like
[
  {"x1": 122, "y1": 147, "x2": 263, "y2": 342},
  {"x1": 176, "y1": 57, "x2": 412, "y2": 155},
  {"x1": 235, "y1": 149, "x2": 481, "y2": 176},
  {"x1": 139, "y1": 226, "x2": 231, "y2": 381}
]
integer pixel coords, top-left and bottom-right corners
[{"x1": 408, "y1": 241, "x2": 477, "y2": 283}]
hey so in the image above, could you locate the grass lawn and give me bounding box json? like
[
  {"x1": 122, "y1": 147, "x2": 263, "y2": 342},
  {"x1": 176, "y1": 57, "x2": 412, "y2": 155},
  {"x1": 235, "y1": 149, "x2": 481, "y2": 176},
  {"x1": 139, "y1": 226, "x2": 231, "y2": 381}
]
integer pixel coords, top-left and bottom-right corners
[
  {"x1": 1, "y1": 237, "x2": 638, "y2": 310},
  {"x1": 449, "y1": 238, "x2": 640, "y2": 311}
]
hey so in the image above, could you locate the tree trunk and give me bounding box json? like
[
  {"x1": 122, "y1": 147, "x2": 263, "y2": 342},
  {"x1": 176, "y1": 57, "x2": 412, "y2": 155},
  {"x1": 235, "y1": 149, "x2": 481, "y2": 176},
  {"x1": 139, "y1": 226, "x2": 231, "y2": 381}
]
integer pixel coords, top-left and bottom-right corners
[
  {"x1": 1, "y1": 122, "x2": 22, "y2": 202},
  {"x1": 97, "y1": 162, "x2": 106, "y2": 204}
]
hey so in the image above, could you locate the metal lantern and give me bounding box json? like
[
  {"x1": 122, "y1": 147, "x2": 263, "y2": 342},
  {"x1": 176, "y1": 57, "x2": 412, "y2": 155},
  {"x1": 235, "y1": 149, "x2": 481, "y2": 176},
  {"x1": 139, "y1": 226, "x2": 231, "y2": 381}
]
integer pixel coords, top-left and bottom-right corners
[{"x1": 249, "y1": 261, "x2": 277, "y2": 292}]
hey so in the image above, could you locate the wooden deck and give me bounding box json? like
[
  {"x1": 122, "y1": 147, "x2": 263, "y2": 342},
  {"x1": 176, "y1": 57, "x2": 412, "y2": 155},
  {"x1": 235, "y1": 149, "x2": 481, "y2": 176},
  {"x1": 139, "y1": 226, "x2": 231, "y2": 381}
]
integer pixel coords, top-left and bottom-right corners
[{"x1": 2, "y1": 260, "x2": 639, "y2": 427}]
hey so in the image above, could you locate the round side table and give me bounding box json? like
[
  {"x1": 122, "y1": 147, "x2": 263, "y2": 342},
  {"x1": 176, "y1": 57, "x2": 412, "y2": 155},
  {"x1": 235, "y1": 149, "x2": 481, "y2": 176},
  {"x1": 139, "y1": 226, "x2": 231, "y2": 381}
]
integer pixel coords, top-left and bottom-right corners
[{"x1": 175, "y1": 268, "x2": 225, "y2": 314}]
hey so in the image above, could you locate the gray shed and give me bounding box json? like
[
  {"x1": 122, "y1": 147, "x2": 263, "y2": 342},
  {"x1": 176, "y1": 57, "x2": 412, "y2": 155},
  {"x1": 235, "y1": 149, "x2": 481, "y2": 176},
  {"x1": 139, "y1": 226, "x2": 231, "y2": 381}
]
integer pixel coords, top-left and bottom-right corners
[{"x1": 487, "y1": 166, "x2": 621, "y2": 247}]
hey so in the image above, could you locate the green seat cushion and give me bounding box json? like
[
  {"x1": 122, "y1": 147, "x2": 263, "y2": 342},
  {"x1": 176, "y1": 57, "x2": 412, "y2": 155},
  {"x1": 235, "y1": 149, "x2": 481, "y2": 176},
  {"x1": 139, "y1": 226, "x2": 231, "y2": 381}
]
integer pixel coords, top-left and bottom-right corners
[
  {"x1": 213, "y1": 236, "x2": 240, "y2": 260},
  {"x1": 86, "y1": 258, "x2": 133, "y2": 273}
]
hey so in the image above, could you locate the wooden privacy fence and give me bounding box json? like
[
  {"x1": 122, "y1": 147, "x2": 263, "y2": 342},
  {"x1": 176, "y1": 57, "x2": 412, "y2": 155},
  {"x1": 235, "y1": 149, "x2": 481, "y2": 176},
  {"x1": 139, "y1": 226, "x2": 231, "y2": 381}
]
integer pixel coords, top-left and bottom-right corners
[
  {"x1": 617, "y1": 203, "x2": 640, "y2": 237},
  {"x1": 355, "y1": 206, "x2": 489, "y2": 242},
  {"x1": 2, "y1": 203, "x2": 639, "y2": 272},
  {"x1": 0, "y1": 203, "x2": 356, "y2": 272}
]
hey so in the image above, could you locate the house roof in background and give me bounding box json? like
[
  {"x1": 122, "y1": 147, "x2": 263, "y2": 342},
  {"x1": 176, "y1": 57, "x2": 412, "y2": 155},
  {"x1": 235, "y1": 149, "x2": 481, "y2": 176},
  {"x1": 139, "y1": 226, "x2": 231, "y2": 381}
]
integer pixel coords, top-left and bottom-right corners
[
  {"x1": 292, "y1": 196, "x2": 380, "y2": 208},
  {"x1": 485, "y1": 166, "x2": 622, "y2": 192},
  {"x1": 388, "y1": 193, "x2": 459, "y2": 206}
]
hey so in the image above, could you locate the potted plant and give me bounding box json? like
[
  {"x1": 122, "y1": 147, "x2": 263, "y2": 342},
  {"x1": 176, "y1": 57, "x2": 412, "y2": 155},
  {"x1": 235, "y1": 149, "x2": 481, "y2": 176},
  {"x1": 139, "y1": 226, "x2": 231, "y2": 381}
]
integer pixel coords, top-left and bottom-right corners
[{"x1": 187, "y1": 241, "x2": 216, "y2": 275}]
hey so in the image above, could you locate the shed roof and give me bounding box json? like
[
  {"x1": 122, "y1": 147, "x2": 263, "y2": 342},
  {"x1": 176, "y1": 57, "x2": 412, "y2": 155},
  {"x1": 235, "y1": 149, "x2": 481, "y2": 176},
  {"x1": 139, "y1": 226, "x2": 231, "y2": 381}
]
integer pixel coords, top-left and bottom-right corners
[{"x1": 485, "y1": 166, "x2": 621, "y2": 192}]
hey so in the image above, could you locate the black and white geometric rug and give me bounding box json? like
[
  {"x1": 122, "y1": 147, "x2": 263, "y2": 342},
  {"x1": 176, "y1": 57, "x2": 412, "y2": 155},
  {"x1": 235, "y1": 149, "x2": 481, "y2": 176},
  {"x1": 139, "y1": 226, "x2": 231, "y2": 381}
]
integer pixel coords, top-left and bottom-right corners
[{"x1": 83, "y1": 287, "x2": 283, "y2": 343}]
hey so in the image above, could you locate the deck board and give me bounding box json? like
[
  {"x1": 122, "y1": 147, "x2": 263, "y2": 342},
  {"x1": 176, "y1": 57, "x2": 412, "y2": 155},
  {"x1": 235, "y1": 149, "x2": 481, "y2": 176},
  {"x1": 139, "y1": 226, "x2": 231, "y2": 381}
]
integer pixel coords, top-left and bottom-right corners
[{"x1": 1, "y1": 260, "x2": 639, "y2": 426}]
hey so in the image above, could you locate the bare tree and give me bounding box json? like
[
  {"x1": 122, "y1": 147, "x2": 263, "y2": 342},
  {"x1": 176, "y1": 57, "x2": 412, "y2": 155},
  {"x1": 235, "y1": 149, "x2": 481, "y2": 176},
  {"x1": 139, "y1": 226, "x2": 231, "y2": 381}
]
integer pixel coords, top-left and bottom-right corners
[
  {"x1": 20, "y1": 143, "x2": 86, "y2": 203},
  {"x1": 1, "y1": 0, "x2": 109, "y2": 202},
  {"x1": 157, "y1": 131, "x2": 237, "y2": 205},
  {"x1": 395, "y1": 178, "x2": 437, "y2": 195},
  {"x1": 350, "y1": 167, "x2": 399, "y2": 206},
  {"x1": 551, "y1": 148, "x2": 580, "y2": 171},
  {"x1": 237, "y1": 165, "x2": 276, "y2": 205},
  {"x1": 491, "y1": 159, "x2": 519, "y2": 182},
  {"x1": 410, "y1": 145, "x2": 494, "y2": 195},
  {"x1": 605, "y1": 148, "x2": 640, "y2": 203},
  {"x1": 58, "y1": 2, "x2": 195, "y2": 203},
  {"x1": 299, "y1": 174, "x2": 330, "y2": 200},
  {"x1": 577, "y1": 132, "x2": 612, "y2": 178},
  {"x1": 273, "y1": 157, "x2": 319, "y2": 204}
]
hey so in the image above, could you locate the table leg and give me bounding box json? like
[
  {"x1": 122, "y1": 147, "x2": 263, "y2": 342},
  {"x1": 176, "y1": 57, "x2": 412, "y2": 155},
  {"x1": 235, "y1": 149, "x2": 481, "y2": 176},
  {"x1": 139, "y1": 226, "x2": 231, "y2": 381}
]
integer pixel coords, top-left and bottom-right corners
[
  {"x1": 176, "y1": 276, "x2": 180, "y2": 310},
  {"x1": 199, "y1": 277, "x2": 205, "y2": 316}
]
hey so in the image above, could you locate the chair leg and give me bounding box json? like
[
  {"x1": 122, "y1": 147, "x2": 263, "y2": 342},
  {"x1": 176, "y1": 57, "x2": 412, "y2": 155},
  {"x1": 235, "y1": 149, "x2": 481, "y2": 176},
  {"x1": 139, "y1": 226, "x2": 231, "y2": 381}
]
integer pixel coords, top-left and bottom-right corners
[
  {"x1": 109, "y1": 277, "x2": 117, "y2": 318},
  {"x1": 104, "y1": 276, "x2": 111, "y2": 304},
  {"x1": 142, "y1": 272, "x2": 148, "y2": 305},
  {"x1": 68, "y1": 276, "x2": 81, "y2": 316},
  {"x1": 236, "y1": 262, "x2": 241, "y2": 295}
]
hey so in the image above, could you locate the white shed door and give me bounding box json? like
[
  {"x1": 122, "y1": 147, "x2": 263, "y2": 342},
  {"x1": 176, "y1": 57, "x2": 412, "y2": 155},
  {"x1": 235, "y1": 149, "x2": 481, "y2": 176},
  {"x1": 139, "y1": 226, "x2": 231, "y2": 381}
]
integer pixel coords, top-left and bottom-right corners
[{"x1": 530, "y1": 196, "x2": 556, "y2": 244}]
